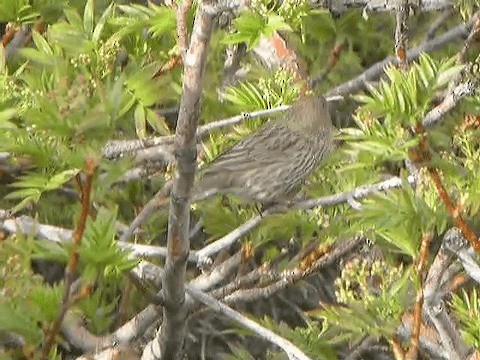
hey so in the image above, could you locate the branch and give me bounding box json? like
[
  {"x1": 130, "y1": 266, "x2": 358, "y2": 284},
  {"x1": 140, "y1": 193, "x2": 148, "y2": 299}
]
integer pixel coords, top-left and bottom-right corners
[
  {"x1": 185, "y1": 285, "x2": 312, "y2": 360},
  {"x1": 421, "y1": 10, "x2": 454, "y2": 44},
  {"x1": 222, "y1": 237, "x2": 363, "y2": 304},
  {"x1": 176, "y1": 0, "x2": 193, "y2": 62},
  {"x1": 153, "y1": 1, "x2": 216, "y2": 358},
  {"x1": 422, "y1": 228, "x2": 471, "y2": 360},
  {"x1": 312, "y1": 0, "x2": 454, "y2": 13},
  {"x1": 422, "y1": 82, "x2": 477, "y2": 128},
  {"x1": 326, "y1": 18, "x2": 475, "y2": 97},
  {"x1": 119, "y1": 180, "x2": 172, "y2": 243},
  {"x1": 457, "y1": 13, "x2": 480, "y2": 63},
  {"x1": 405, "y1": 232, "x2": 432, "y2": 360},
  {"x1": 395, "y1": 1, "x2": 409, "y2": 69},
  {"x1": 42, "y1": 158, "x2": 97, "y2": 357}
]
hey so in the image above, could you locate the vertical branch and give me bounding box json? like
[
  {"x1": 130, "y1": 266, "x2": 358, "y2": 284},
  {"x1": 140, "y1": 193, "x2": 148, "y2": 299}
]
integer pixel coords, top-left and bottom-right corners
[
  {"x1": 395, "y1": 1, "x2": 409, "y2": 69},
  {"x1": 158, "y1": 2, "x2": 216, "y2": 358},
  {"x1": 405, "y1": 232, "x2": 432, "y2": 360},
  {"x1": 42, "y1": 157, "x2": 97, "y2": 357},
  {"x1": 176, "y1": 0, "x2": 193, "y2": 62}
]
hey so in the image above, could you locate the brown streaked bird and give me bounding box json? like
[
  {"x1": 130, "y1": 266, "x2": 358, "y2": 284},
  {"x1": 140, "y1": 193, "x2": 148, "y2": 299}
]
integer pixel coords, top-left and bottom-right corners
[{"x1": 193, "y1": 94, "x2": 334, "y2": 205}]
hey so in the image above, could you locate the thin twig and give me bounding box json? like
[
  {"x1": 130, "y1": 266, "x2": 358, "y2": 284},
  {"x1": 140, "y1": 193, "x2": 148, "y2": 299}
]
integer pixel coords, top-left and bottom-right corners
[
  {"x1": 326, "y1": 18, "x2": 475, "y2": 97},
  {"x1": 42, "y1": 157, "x2": 97, "y2": 357},
  {"x1": 422, "y1": 82, "x2": 477, "y2": 128},
  {"x1": 395, "y1": 1, "x2": 409, "y2": 69},
  {"x1": 405, "y1": 233, "x2": 432, "y2": 360},
  {"x1": 313, "y1": 0, "x2": 453, "y2": 13},
  {"x1": 119, "y1": 180, "x2": 172, "y2": 243},
  {"x1": 423, "y1": 228, "x2": 470, "y2": 360},
  {"x1": 458, "y1": 13, "x2": 480, "y2": 63},
  {"x1": 428, "y1": 168, "x2": 480, "y2": 251},
  {"x1": 310, "y1": 40, "x2": 346, "y2": 88},
  {"x1": 102, "y1": 106, "x2": 290, "y2": 159},
  {"x1": 186, "y1": 285, "x2": 312, "y2": 360},
  {"x1": 222, "y1": 237, "x2": 363, "y2": 304},
  {"x1": 421, "y1": 10, "x2": 454, "y2": 44}
]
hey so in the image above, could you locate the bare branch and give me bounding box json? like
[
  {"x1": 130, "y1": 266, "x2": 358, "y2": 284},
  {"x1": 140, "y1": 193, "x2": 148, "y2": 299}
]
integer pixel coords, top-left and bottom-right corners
[
  {"x1": 422, "y1": 229, "x2": 471, "y2": 360},
  {"x1": 154, "y1": 0, "x2": 217, "y2": 357},
  {"x1": 422, "y1": 82, "x2": 477, "y2": 128},
  {"x1": 326, "y1": 18, "x2": 475, "y2": 97},
  {"x1": 119, "y1": 181, "x2": 172, "y2": 243},
  {"x1": 102, "y1": 106, "x2": 290, "y2": 160},
  {"x1": 312, "y1": 0, "x2": 454, "y2": 13},
  {"x1": 185, "y1": 285, "x2": 312, "y2": 360},
  {"x1": 222, "y1": 237, "x2": 362, "y2": 304},
  {"x1": 421, "y1": 10, "x2": 454, "y2": 44},
  {"x1": 176, "y1": 0, "x2": 193, "y2": 62},
  {"x1": 458, "y1": 13, "x2": 480, "y2": 63},
  {"x1": 395, "y1": 1, "x2": 409, "y2": 69}
]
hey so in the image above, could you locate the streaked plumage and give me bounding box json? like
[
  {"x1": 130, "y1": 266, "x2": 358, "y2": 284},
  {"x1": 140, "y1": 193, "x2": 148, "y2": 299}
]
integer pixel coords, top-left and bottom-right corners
[{"x1": 193, "y1": 95, "x2": 334, "y2": 205}]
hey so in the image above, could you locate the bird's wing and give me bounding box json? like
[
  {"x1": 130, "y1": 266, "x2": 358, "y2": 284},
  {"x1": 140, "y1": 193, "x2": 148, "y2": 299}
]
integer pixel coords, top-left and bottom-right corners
[{"x1": 202, "y1": 122, "x2": 309, "y2": 175}]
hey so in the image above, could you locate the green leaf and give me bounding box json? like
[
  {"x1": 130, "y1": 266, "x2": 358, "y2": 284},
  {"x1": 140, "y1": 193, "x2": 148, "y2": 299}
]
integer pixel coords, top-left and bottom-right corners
[
  {"x1": 134, "y1": 103, "x2": 146, "y2": 139},
  {"x1": 31, "y1": 31, "x2": 53, "y2": 55},
  {"x1": 64, "y1": 8, "x2": 83, "y2": 30},
  {"x1": 0, "y1": 108, "x2": 18, "y2": 129},
  {"x1": 0, "y1": 302, "x2": 42, "y2": 343},
  {"x1": 83, "y1": 0, "x2": 95, "y2": 35},
  {"x1": 19, "y1": 48, "x2": 54, "y2": 66},
  {"x1": 79, "y1": 207, "x2": 139, "y2": 282},
  {"x1": 92, "y1": 3, "x2": 114, "y2": 42},
  {"x1": 146, "y1": 108, "x2": 170, "y2": 135},
  {"x1": 44, "y1": 169, "x2": 80, "y2": 191},
  {"x1": 222, "y1": 11, "x2": 266, "y2": 50},
  {"x1": 265, "y1": 14, "x2": 292, "y2": 36}
]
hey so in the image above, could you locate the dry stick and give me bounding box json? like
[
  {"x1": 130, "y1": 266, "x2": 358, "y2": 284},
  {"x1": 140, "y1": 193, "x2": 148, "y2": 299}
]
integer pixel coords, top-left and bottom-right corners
[
  {"x1": 222, "y1": 237, "x2": 363, "y2": 304},
  {"x1": 176, "y1": 0, "x2": 193, "y2": 62},
  {"x1": 154, "y1": 1, "x2": 216, "y2": 358},
  {"x1": 406, "y1": 233, "x2": 432, "y2": 360},
  {"x1": 423, "y1": 228, "x2": 469, "y2": 360},
  {"x1": 310, "y1": 40, "x2": 346, "y2": 88},
  {"x1": 429, "y1": 168, "x2": 480, "y2": 251},
  {"x1": 421, "y1": 9, "x2": 454, "y2": 44},
  {"x1": 119, "y1": 180, "x2": 172, "y2": 242},
  {"x1": 344, "y1": 336, "x2": 378, "y2": 360},
  {"x1": 314, "y1": 0, "x2": 453, "y2": 13},
  {"x1": 422, "y1": 81, "x2": 476, "y2": 128},
  {"x1": 458, "y1": 13, "x2": 480, "y2": 63},
  {"x1": 42, "y1": 157, "x2": 97, "y2": 357},
  {"x1": 209, "y1": 263, "x2": 273, "y2": 300},
  {"x1": 395, "y1": 1, "x2": 409, "y2": 69},
  {"x1": 152, "y1": 54, "x2": 182, "y2": 79},
  {"x1": 185, "y1": 285, "x2": 311, "y2": 360},
  {"x1": 326, "y1": 17, "x2": 475, "y2": 97},
  {"x1": 392, "y1": 337, "x2": 406, "y2": 360}
]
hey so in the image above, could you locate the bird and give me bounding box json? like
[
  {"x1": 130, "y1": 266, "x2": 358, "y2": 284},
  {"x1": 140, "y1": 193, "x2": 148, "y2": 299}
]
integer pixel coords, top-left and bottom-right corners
[{"x1": 193, "y1": 94, "x2": 334, "y2": 206}]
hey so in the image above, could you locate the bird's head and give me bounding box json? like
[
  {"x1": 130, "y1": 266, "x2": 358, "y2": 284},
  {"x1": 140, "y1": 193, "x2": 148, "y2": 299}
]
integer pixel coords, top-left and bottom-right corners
[{"x1": 285, "y1": 94, "x2": 334, "y2": 136}]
